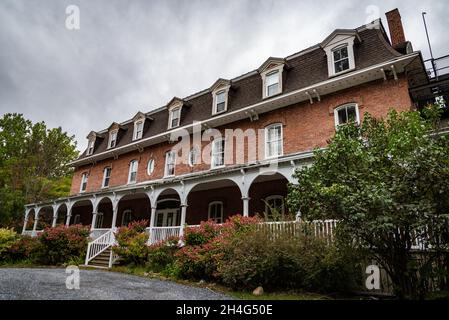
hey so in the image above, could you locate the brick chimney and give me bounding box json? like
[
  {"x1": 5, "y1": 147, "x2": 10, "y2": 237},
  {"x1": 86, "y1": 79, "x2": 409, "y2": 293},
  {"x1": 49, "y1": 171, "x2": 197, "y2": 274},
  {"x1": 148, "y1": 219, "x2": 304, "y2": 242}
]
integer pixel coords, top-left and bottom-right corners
[{"x1": 385, "y1": 8, "x2": 406, "y2": 47}]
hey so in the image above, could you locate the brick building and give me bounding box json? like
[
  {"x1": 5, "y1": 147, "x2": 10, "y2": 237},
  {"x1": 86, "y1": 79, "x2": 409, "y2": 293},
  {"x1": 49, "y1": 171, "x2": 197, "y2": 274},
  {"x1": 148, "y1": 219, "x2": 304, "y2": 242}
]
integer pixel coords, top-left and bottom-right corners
[{"x1": 22, "y1": 9, "x2": 432, "y2": 264}]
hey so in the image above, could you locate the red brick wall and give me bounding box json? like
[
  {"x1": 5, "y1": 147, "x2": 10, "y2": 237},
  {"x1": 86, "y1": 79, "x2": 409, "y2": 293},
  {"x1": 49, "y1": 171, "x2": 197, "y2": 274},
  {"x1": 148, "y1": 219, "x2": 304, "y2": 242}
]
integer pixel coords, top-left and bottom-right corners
[{"x1": 70, "y1": 77, "x2": 412, "y2": 195}]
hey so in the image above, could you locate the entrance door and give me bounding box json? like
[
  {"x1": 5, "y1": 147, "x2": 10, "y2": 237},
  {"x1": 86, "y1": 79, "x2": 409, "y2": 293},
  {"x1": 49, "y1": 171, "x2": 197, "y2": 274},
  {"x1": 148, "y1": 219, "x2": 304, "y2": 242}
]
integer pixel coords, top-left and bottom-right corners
[{"x1": 155, "y1": 209, "x2": 180, "y2": 227}]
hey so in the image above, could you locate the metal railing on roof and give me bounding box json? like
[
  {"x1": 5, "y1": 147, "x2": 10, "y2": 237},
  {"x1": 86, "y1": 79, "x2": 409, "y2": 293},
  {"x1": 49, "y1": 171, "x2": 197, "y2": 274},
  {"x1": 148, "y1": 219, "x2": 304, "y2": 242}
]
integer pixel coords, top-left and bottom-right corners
[{"x1": 424, "y1": 54, "x2": 449, "y2": 79}]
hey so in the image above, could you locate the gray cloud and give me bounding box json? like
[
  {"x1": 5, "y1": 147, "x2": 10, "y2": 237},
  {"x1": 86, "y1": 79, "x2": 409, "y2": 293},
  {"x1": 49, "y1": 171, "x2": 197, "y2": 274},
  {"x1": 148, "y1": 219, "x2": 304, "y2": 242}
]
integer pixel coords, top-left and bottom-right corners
[{"x1": 1, "y1": 0, "x2": 448, "y2": 151}]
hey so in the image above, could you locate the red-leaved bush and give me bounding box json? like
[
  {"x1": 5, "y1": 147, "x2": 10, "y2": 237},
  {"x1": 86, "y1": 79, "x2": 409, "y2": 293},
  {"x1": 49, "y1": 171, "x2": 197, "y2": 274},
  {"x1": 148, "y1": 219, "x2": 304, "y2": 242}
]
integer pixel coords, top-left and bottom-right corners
[{"x1": 113, "y1": 220, "x2": 150, "y2": 266}]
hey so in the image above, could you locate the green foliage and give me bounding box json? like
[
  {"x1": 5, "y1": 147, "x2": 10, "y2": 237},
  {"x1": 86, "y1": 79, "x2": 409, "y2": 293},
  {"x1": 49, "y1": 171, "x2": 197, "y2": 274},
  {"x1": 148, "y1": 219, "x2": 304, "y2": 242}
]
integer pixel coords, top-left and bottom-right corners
[
  {"x1": 0, "y1": 113, "x2": 78, "y2": 228},
  {"x1": 217, "y1": 231, "x2": 360, "y2": 292},
  {"x1": 0, "y1": 228, "x2": 18, "y2": 258},
  {"x1": 113, "y1": 220, "x2": 150, "y2": 266},
  {"x1": 33, "y1": 224, "x2": 90, "y2": 265},
  {"x1": 287, "y1": 106, "x2": 449, "y2": 298},
  {"x1": 146, "y1": 237, "x2": 179, "y2": 274},
  {"x1": 2, "y1": 236, "x2": 40, "y2": 263}
]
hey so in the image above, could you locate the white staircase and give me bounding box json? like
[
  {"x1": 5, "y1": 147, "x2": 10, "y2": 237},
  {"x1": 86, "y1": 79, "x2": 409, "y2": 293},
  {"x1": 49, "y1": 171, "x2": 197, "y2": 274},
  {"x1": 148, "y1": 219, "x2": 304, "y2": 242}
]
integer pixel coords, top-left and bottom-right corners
[{"x1": 85, "y1": 229, "x2": 118, "y2": 268}]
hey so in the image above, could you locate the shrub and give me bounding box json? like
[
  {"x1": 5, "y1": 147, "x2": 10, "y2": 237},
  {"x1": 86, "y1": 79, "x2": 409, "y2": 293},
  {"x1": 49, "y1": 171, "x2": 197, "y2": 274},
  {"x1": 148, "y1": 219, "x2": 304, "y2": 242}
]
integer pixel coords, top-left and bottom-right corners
[
  {"x1": 0, "y1": 228, "x2": 19, "y2": 261},
  {"x1": 146, "y1": 237, "x2": 179, "y2": 273},
  {"x1": 217, "y1": 230, "x2": 361, "y2": 293},
  {"x1": 34, "y1": 224, "x2": 90, "y2": 265},
  {"x1": 113, "y1": 220, "x2": 149, "y2": 266},
  {"x1": 3, "y1": 235, "x2": 40, "y2": 263}
]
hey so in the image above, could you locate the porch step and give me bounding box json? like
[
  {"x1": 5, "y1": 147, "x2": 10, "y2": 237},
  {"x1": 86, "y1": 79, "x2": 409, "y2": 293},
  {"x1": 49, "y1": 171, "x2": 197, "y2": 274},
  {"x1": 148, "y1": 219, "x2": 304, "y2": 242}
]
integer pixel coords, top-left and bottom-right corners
[{"x1": 86, "y1": 248, "x2": 119, "y2": 268}]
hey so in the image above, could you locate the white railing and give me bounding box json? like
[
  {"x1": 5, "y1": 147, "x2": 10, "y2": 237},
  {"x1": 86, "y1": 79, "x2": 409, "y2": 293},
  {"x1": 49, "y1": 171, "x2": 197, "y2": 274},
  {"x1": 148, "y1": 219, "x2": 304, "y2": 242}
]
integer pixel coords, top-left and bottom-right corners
[
  {"x1": 90, "y1": 228, "x2": 111, "y2": 240},
  {"x1": 147, "y1": 226, "x2": 182, "y2": 245},
  {"x1": 22, "y1": 230, "x2": 34, "y2": 237},
  {"x1": 85, "y1": 229, "x2": 115, "y2": 265}
]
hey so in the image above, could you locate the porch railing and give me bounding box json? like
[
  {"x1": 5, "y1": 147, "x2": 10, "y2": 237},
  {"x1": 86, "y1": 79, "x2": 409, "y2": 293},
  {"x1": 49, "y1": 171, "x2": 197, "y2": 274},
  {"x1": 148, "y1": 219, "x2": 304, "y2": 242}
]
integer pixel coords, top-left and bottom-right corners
[
  {"x1": 147, "y1": 226, "x2": 182, "y2": 245},
  {"x1": 85, "y1": 229, "x2": 115, "y2": 266},
  {"x1": 90, "y1": 228, "x2": 111, "y2": 240}
]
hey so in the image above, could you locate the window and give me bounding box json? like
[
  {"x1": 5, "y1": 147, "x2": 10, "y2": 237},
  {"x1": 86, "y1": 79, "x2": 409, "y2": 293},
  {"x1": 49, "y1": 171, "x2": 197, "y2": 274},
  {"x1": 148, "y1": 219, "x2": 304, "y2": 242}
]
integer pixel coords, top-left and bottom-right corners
[
  {"x1": 208, "y1": 201, "x2": 223, "y2": 223},
  {"x1": 333, "y1": 45, "x2": 350, "y2": 74},
  {"x1": 73, "y1": 214, "x2": 81, "y2": 225},
  {"x1": 164, "y1": 151, "x2": 176, "y2": 177},
  {"x1": 121, "y1": 210, "x2": 132, "y2": 227},
  {"x1": 334, "y1": 103, "x2": 360, "y2": 127},
  {"x1": 214, "y1": 90, "x2": 227, "y2": 114},
  {"x1": 265, "y1": 70, "x2": 280, "y2": 97},
  {"x1": 86, "y1": 139, "x2": 95, "y2": 155},
  {"x1": 265, "y1": 123, "x2": 283, "y2": 159},
  {"x1": 128, "y1": 160, "x2": 138, "y2": 184},
  {"x1": 147, "y1": 159, "x2": 155, "y2": 175},
  {"x1": 264, "y1": 195, "x2": 285, "y2": 219},
  {"x1": 188, "y1": 147, "x2": 199, "y2": 167},
  {"x1": 80, "y1": 173, "x2": 88, "y2": 192},
  {"x1": 169, "y1": 107, "x2": 181, "y2": 129},
  {"x1": 102, "y1": 167, "x2": 111, "y2": 188},
  {"x1": 133, "y1": 121, "x2": 144, "y2": 140},
  {"x1": 108, "y1": 130, "x2": 118, "y2": 149},
  {"x1": 95, "y1": 212, "x2": 104, "y2": 229},
  {"x1": 211, "y1": 138, "x2": 225, "y2": 168}
]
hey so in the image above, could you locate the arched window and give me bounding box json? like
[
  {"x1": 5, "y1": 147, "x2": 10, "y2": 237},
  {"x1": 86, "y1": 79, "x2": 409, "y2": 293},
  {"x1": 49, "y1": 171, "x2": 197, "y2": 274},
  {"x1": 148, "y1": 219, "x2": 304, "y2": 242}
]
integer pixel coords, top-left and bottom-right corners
[
  {"x1": 95, "y1": 212, "x2": 104, "y2": 229},
  {"x1": 208, "y1": 201, "x2": 224, "y2": 224},
  {"x1": 334, "y1": 103, "x2": 359, "y2": 128},
  {"x1": 121, "y1": 210, "x2": 132, "y2": 227},
  {"x1": 147, "y1": 159, "x2": 155, "y2": 175},
  {"x1": 264, "y1": 195, "x2": 285, "y2": 220},
  {"x1": 73, "y1": 214, "x2": 81, "y2": 225}
]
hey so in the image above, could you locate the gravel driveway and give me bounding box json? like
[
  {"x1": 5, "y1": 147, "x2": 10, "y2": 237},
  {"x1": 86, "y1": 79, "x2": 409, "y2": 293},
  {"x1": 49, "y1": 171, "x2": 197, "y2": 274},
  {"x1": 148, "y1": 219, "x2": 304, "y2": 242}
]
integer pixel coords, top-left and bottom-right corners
[{"x1": 0, "y1": 268, "x2": 233, "y2": 300}]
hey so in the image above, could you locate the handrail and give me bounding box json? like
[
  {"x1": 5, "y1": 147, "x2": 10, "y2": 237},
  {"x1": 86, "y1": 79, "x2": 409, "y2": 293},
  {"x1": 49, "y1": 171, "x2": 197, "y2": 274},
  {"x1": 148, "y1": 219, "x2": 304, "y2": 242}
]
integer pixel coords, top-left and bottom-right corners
[{"x1": 85, "y1": 229, "x2": 115, "y2": 265}]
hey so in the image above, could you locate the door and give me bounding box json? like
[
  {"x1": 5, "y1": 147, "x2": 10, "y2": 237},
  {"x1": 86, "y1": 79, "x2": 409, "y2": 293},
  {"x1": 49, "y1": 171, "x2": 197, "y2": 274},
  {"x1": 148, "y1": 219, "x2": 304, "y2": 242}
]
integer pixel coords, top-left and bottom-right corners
[{"x1": 155, "y1": 209, "x2": 180, "y2": 227}]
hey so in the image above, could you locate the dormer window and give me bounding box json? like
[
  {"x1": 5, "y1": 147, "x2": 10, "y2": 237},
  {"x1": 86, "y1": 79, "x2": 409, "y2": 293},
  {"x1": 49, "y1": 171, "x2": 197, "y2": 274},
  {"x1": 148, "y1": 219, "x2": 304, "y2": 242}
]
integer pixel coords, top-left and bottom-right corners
[
  {"x1": 321, "y1": 30, "x2": 359, "y2": 78},
  {"x1": 210, "y1": 79, "x2": 231, "y2": 115},
  {"x1": 108, "y1": 130, "x2": 118, "y2": 149},
  {"x1": 332, "y1": 45, "x2": 350, "y2": 73},
  {"x1": 259, "y1": 58, "x2": 285, "y2": 99},
  {"x1": 86, "y1": 139, "x2": 95, "y2": 156},
  {"x1": 215, "y1": 91, "x2": 226, "y2": 114},
  {"x1": 169, "y1": 107, "x2": 181, "y2": 129},
  {"x1": 134, "y1": 120, "x2": 144, "y2": 140}
]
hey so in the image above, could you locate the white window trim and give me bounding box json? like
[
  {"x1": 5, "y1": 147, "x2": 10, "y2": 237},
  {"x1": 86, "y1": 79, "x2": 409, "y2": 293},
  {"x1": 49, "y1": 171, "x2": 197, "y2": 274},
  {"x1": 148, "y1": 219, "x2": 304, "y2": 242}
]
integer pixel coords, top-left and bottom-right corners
[
  {"x1": 264, "y1": 195, "x2": 285, "y2": 216},
  {"x1": 73, "y1": 214, "x2": 81, "y2": 225},
  {"x1": 212, "y1": 85, "x2": 230, "y2": 115},
  {"x1": 86, "y1": 139, "x2": 95, "y2": 155},
  {"x1": 208, "y1": 201, "x2": 224, "y2": 223},
  {"x1": 108, "y1": 129, "x2": 118, "y2": 149},
  {"x1": 168, "y1": 106, "x2": 182, "y2": 129},
  {"x1": 264, "y1": 123, "x2": 284, "y2": 159},
  {"x1": 127, "y1": 160, "x2": 138, "y2": 184},
  {"x1": 133, "y1": 120, "x2": 144, "y2": 141},
  {"x1": 102, "y1": 167, "x2": 111, "y2": 189},
  {"x1": 164, "y1": 151, "x2": 176, "y2": 177},
  {"x1": 334, "y1": 103, "x2": 360, "y2": 128},
  {"x1": 121, "y1": 209, "x2": 132, "y2": 227},
  {"x1": 261, "y1": 65, "x2": 284, "y2": 99},
  {"x1": 211, "y1": 138, "x2": 225, "y2": 169},
  {"x1": 147, "y1": 159, "x2": 155, "y2": 175},
  {"x1": 80, "y1": 173, "x2": 88, "y2": 193},
  {"x1": 324, "y1": 36, "x2": 356, "y2": 78}
]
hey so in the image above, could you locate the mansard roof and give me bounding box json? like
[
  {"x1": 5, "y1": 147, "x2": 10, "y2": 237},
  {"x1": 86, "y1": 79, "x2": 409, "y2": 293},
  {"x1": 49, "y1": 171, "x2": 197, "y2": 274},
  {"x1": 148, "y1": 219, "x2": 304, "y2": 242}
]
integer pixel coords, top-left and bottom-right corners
[
  {"x1": 75, "y1": 19, "x2": 413, "y2": 163},
  {"x1": 210, "y1": 78, "x2": 231, "y2": 92},
  {"x1": 258, "y1": 57, "x2": 286, "y2": 73},
  {"x1": 320, "y1": 29, "x2": 361, "y2": 48}
]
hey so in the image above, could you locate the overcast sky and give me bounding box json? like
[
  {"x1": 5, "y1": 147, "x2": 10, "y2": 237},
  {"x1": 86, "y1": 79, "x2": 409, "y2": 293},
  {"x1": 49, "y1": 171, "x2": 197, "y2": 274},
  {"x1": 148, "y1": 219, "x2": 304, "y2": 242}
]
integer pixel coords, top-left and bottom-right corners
[{"x1": 1, "y1": 0, "x2": 448, "y2": 152}]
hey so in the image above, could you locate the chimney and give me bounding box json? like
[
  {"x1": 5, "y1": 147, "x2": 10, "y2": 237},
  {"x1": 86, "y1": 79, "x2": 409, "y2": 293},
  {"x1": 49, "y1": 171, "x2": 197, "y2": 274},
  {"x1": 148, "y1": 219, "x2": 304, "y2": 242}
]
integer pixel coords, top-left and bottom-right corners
[{"x1": 385, "y1": 8, "x2": 406, "y2": 47}]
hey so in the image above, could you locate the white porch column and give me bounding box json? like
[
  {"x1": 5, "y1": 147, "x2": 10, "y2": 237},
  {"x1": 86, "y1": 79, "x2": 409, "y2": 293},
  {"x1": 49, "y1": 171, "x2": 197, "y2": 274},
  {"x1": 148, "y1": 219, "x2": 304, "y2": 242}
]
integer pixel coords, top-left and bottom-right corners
[
  {"x1": 148, "y1": 206, "x2": 157, "y2": 244},
  {"x1": 22, "y1": 209, "x2": 30, "y2": 235},
  {"x1": 179, "y1": 203, "x2": 188, "y2": 238},
  {"x1": 32, "y1": 208, "x2": 40, "y2": 236},
  {"x1": 242, "y1": 197, "x2": 250, "y2": 217},
  {"x1": 91, "y1": 212, "x2": 98, "y2": 230},
  {"x1": 65, "y1": 202, "x2": 73, "y2": 226},
  {"x1": 51, "y1": 204, "x2": 58, "y2": 227},
  {"x1": 111, "y1": 202, "x2": 119, "y2": 231}
]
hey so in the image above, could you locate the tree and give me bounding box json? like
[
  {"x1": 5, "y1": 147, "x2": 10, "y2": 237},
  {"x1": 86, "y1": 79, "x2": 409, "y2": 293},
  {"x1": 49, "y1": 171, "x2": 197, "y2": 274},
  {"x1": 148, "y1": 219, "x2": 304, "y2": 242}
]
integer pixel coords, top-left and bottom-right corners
[
  {"x1": 0, "y1": 113, "x2": 78, "y2": 228},
  {"x1": 287, "y1": 106, "x2": 449, "y2": 299}
]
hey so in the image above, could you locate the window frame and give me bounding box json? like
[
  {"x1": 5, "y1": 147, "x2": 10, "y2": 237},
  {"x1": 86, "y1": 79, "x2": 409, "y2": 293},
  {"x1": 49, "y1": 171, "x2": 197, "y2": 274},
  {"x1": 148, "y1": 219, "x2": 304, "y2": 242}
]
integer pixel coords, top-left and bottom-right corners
[
  {"x1": 333, "y1": 103, "x2": 360, "y2": 128},
  {"x1": 323, "y1": 35, "x2": 357, "y2": 78},
  {"x1": 208, "y1": 201, "x2": 224, "y2": 224},
  {"x1": 80, "y1": 172, "x2": 88, "y2": 193},
  {"x1": 211, "y1": 138, "x2": 225, "y2": 169},
  {"x1": 121, "y1": 209, "x2": 132, "y2": 227},
  {"x1": 168, "y1": 107, "x2": 181, "y2": 129},
  {"x1": 264, "y1": 123, "x2": 284, "y2": 159},
  {"x1": 86, "y1": 139, "x2": 95, "y2": 155},
  {"x1": 147, "y1": 158, "x2": 155, "y2": 175},
  {"x1": 95, "y1": 212, "x2": 104, "y2": 229},
  {"x1": 188, "y1": 147, "x2": 199, "y2": 167},
  {"x1": 133, "y1": 120, "x2": 144, "y2": 141},
  {"x1": 261, "y1": 64, "x2": 284, "y2": 99},
  {"x1": 332, "y1": 45, "x2": 350, "y2": 74},
  {"x1": 108, "y1": 129, "x2": 118, "y2": 149},
  {"x1": 164, "y1": 150, "x2": 176, "y2": 177},
  {"x1": 127, "y1": 160, "x2": 139, "y2": 184},
  {"x1": 102, "y1": 167, "x2": 112, "y2": 188},
  {"x1": 73, "y1": 214, "x2": 81, "y2": 225}
]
